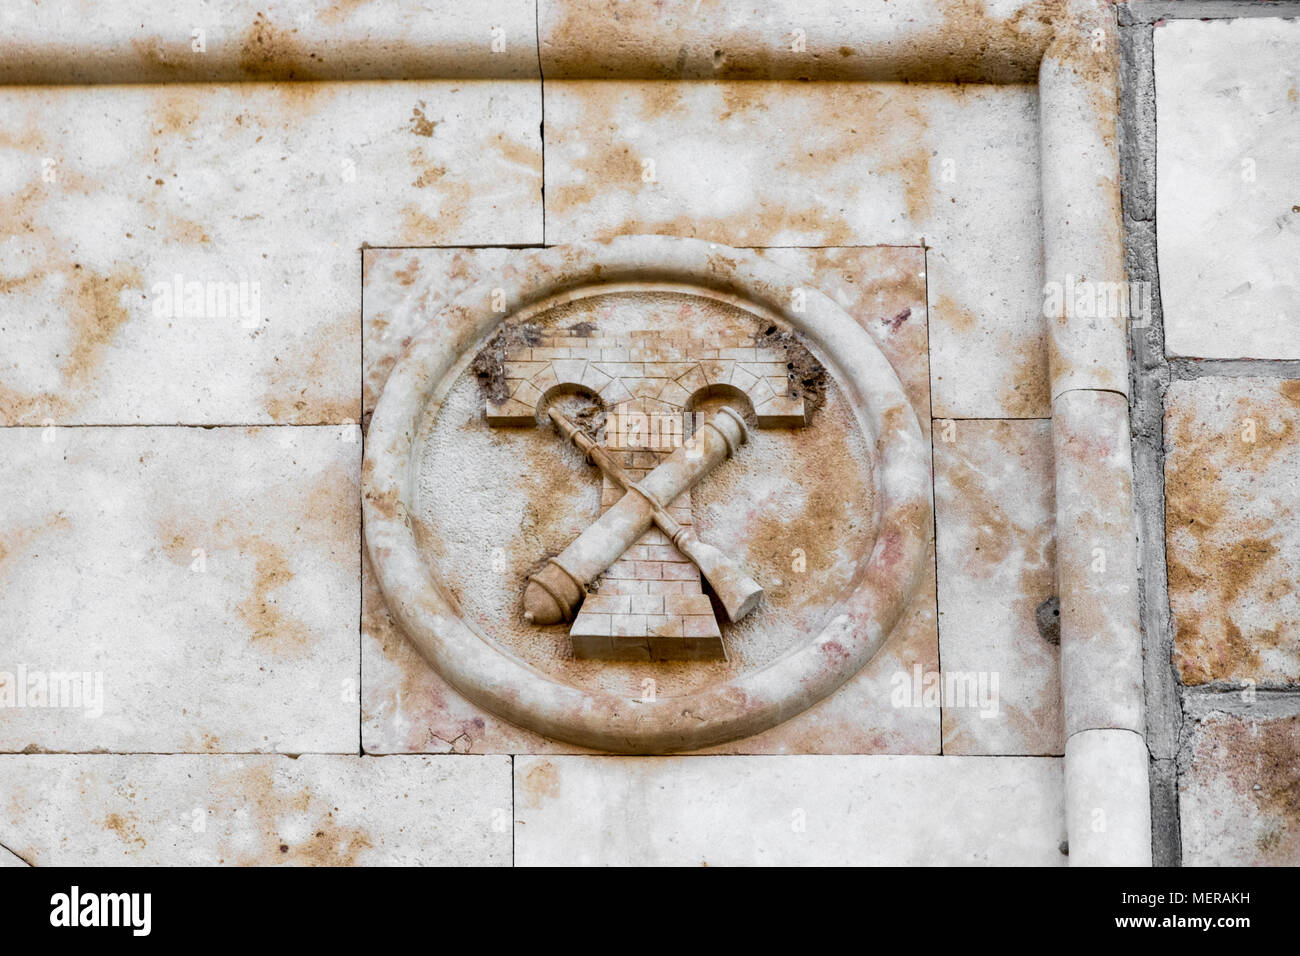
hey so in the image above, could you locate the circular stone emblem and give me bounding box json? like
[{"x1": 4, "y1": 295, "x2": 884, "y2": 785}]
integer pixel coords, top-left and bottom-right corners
[{"x1": 363, "y1": 236, "x2": 931, "y2": 753}]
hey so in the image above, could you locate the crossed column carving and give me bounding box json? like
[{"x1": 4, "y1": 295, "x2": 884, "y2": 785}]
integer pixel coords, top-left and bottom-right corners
[{"x1": 486, "y1": 325, "x2": 807, "y2": 661}]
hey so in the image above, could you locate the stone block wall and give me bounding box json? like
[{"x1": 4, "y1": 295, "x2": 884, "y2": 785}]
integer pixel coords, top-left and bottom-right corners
[{"x1": 1120, "y1": 2, "x2": 1300, "y2": 867}]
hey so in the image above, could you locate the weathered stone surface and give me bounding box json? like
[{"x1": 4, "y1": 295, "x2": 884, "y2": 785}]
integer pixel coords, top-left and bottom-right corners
[
  {"x1": 1180, "y1": 708, "x2": 1300, "y2": 866},
  {"x1": 1065, "y1": 728, "x2": 1152, "y2": 867},
  {"x1": 0, "y1": 755, "x2": 511, "y2": 865},
  {"x1": 934, "y1": 419, "x2": 1063, "y2": 756},
  {"x1": 364, "y1": 238, "x2": 933, "y2": 752},
  {"x1": 0, "y1": 426, "x2": 359, "y2": 753},
  {"x1": 363, "y1": 248, "x2": 518, "y2": 420},
  {"x1": 514, "y1": 755, "x2": 1067, "y2": 865},
  {"x1": 0, "y1": 81, "x2": 541, "y2": 425},
  {"x1": 362, "y1": 553, "x2": 590, "y2": 755},
  {"x1": 0, "y1": 0, "x2": 540, "y2": 82},
  {"x1": 362, "y1": 244, "x2": 938, "y2": 755},
  {"x1": 1040, "y1": 5, "x2": 1129, "y2": 400},
  {"x1": 1165, "y1": 378, "x2": 1300, "y2": 686},
  {"x1": 1155, "y1": 18, "x2": 1300, "y2": 359},
  {"x1": 542, "y1": 81, "x2": 1045, "y2": 419},
  {"x1": 538, "y1": 0, "x2": 1056, "y2": 82},
  {"x1": 758, "y1": 246, "x2": 932, "y2": 437},
  {"x1": 1054, "y1": 389, "x2": 1143, "y2": 735}
]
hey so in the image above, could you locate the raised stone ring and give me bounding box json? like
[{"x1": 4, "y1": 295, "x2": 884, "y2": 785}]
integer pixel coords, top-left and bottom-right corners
[{"x1": 363, "y1": 235, "x2": 931, "y2": 753}]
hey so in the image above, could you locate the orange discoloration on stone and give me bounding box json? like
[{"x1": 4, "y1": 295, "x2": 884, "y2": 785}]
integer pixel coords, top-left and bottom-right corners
[
  {"x1": 545, "y1": 81, "x2": 951, "y2": 247},
  {"x1": 1166, "y1": 379, "x2": 1300, "y2": 685},
  {"x1": 542, "y1": 0, "x2": 1063, "y2": 82},
  {"x1": 219, "y1": 764, "x2": 376, "y2": 866},
  {"x1": 236, "y1": 537, "x2": 316, "y2": 659},
  {"x1": 62, "y1": 266, "x2": 144, "y2": 383},
  {"x1": 1183, "y1": 712, "x2": 1300, "y2": 865},
  {"x1": 0, "y1": 514, "x2": 70, "y2": 577},
  {"x1": 102, "y1": 812, "x2": 147, "y2": 852},
  {"x1": 1000, "y1": 337, "x2": 1051, "y2": 418},
  {"x1": 936, "y1": 294, "x2": 977, "y2": 333},
  {"x1": 262, "y1": 324, "x2": 359, "y2": 424},
  {"x1": 519, "y1": 759, "x2": 560, "y2": 808},
  {"x1": 408, "y1": 101, "x2": 437, "y2": 137},
  {"x1": 238, "y1": 11, "x2": 326, "y2": 81},
  {"x1": 164, "y1": 217, "x2": 212, "y2": 245}
]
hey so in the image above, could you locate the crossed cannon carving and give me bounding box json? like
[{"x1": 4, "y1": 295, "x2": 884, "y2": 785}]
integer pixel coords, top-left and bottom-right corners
[{"x1": 522, "y1": 405, "x2": 764, "y2": 630}]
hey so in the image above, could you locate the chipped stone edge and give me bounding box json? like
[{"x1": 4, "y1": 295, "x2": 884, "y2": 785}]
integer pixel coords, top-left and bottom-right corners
[
  {"x1": 362, "y1": 235, "x2": 932, "y2": 754},
  {"x1": 1043, "y1": 2, "x2": 1152, "y2": 867}
]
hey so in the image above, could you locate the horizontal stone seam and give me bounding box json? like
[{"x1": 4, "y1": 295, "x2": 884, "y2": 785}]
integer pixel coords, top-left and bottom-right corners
[
  {"x1": 1124, "y1": 0, "x2": 1300, "y2": 25},
  {"x1": 1181, "y1": 688, "x2": 1300, "y2": 719},
  {"x1": 1167, "y1": 358, "x2": 1300, "y2": 379}
]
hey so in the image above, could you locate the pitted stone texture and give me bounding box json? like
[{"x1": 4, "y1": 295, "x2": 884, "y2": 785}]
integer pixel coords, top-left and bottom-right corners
[
  {"x1": 934, "y1": 419, "x2": 1063, "y2": 756},
  {"x1": 0, "y1": 81, "x2": 541, "y2": 425},
  {"x1": 0, "y1": 755, "x2": 511, "y2": 866},
  {"x1": 1155, "y1": 18, "x2": 1300, "y2": 359},
  {"x1": 1180, "y1": 709, "x2": 1300, "y2": 866},
  {"x1": 361, "y1": 244, "x2": 937, "y2": 755},
  {"x1": 0, "y1": 426, "x2": 359, "y2": 753},
  {"x1": 542, "y1": 81, "x2": 1045, "y2": 418},
  {"x1": 1165, "y1": 378, "x2": 1300, "y2": 686},
  {"x1": 514, "y1": 755, "x2": 1066, "y2": 865}
]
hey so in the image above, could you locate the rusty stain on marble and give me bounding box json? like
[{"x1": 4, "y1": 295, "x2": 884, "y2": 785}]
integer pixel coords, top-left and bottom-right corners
[
  {"x1": 0, "y1": 755, "x2": 511, "y2": 865},
  {"x1": 542, "y1": 79, "x2": 1045, "y2": 419},
  {"x1": 0, "y1": 0, "x2": 541, "y2": 83},
  {"x1": 0, "y1": 427, "x2": 359, "y2": 753},
  {"x1": 1166, "y1": 379, "x2": 1300, "y2": 686},
  {"x1": 1180, "y1": 710, "x2": 1300, "y2": 866},
  {"x1": 539, "y1": 0, "x2": 1063, "y2": 82},
  {"x1": 0, "y1": 82, "x2": 540, "y2": 425}
]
